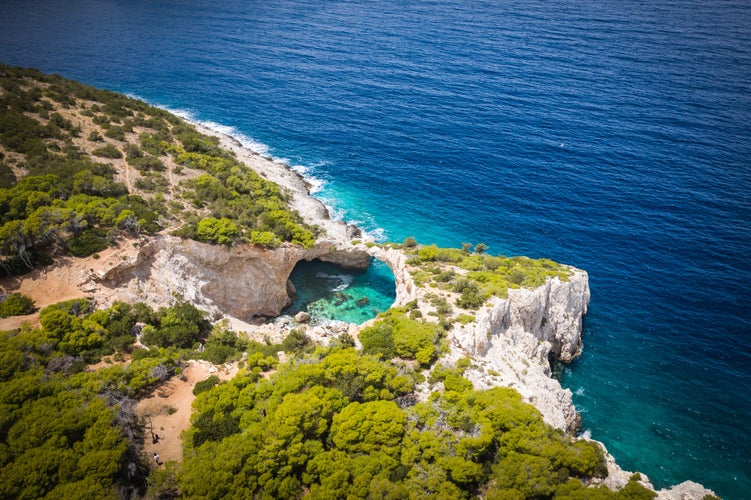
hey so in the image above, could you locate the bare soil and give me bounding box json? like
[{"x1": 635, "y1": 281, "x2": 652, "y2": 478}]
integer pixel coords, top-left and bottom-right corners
[{"x1": 135, "y1": 360, "x2": 238, "y2": 464}]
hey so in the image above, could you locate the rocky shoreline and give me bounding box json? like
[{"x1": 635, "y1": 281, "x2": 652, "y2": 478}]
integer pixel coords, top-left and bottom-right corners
[
  {"x1": 6, "y1": 110, "x2": 712, "y2": 498},
  {"x1": 178, "y1": 119, "x2": 716, "y2": 498}
]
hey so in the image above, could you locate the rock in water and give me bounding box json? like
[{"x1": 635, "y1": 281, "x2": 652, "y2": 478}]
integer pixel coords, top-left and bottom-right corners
[
  {"x1": 295, "y1": 311, "x2": 311, "y2": 323},
  {"x1": 356, "y1": 297, "x2": 370, "y2": 307}
]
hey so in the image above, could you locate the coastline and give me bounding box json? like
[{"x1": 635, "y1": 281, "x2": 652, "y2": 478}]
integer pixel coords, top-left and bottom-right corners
[
  {"x1": 175, "y1": 115, "x2": 719, "y2": 500},
  {"x1": 183, "y1": 116, "x2": 363, "y2": 248}
]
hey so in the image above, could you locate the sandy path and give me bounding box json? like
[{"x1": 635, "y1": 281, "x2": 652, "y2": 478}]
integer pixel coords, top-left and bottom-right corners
[
  {"x1": 123, "y1": 156, "x2": 133, "y2": 194},
  {"x1": 136, "y1": 360, "x2": 238, "y2": 464}
]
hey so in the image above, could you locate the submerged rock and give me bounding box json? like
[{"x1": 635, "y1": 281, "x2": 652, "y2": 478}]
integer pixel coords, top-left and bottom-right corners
[{"x1": 356, "y1": 297, "x2": 370, "y2": 307}]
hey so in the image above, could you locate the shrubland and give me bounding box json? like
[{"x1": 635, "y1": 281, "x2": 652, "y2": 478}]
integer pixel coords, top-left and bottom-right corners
[
  {"x1": 402, "y1": 237, "x2": 572, "y2": 309},
  {"x1": 0, "y1": 64, "x2": 316, "y2": 275}
]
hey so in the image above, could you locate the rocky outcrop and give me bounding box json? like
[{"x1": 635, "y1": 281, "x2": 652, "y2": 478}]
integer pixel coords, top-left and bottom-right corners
[
  {"x1": 657, "y1": 481, "x2": 719, "y2": 499},
  {"x1": 366, "y1": 245, "x2": 418, "y2": 307},
  {"x1": 450, "y1": 270, "x2": 590, "y2": 433},
  {"x1": 97, "y1": 235, "x2": 371, "y2": 321}
]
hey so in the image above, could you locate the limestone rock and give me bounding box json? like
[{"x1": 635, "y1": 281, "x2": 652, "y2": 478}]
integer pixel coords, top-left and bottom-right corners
[
  {"x1": 97, "y1": 235, "x2": 373, "y2": 321},
  {"x1": 450, "y1": 270, "x2": 590, "y2": 432},
  {"x1": 657, "y1": 481, "x2": 719, "y2": 500},
  {"x1": 294, "y1": 311, "x2": 311, "y2": 323}
]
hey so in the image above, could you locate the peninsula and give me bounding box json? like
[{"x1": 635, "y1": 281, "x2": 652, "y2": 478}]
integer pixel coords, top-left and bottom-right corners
[{"x1": 0, "y1": 65, "x2": 716, "y2": 499}]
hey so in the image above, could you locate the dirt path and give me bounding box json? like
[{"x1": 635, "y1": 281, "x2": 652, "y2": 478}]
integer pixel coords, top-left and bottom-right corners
[
  {"x1": 136, "y1": 360, "x2": 238, "y2": 464},
  {"x1": 121, "y1": 155, "x2": 133, "y2": 194},
  {"x1": 0, "y1": 261, "x2": 88, "y2": 332}
]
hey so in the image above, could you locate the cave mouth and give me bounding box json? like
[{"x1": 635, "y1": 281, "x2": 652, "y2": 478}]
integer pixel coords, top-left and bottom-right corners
[{"x1": 283, "y1": 257, "x2": 396, "y2": 324}]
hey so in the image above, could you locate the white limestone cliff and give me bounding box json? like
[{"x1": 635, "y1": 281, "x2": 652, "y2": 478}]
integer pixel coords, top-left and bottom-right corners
[{"x1": 448, "y1": 270, "x2": 589, "y2": 433}]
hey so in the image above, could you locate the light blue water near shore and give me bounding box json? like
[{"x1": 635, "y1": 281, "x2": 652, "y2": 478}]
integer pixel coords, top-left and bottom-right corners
[
  {"x1": 284, "y1": 259, "x2": 396, "y2": 325},
  {"x1": 1, "y1": 0, "x2": 750, "y2": 496}
]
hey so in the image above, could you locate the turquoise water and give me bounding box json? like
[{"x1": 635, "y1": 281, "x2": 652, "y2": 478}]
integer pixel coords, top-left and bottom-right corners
[
  {"x1": 1, "y1": 0, "x2": 750, "y2": 496},
  {"x1": 284, "y1": 258, "x2": 396, "y2": 325}
]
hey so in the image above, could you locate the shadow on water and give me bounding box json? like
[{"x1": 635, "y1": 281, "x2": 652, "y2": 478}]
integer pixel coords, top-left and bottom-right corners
[{"x1": 283, "y1": 257, "x2": 396, "y2": 324}]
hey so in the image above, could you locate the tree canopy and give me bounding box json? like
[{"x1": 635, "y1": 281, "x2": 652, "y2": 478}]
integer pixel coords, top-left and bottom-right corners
[{"x1": 176, "y1": 343, "x2": 655, "y2": 499}]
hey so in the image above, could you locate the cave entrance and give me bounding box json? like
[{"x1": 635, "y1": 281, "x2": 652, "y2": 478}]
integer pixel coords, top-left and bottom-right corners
[{"x1": 284, "y1": 257, "x2": 396, "y2": 324}]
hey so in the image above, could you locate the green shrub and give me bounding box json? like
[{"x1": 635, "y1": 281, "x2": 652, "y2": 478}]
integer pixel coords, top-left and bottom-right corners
[
  {"x1": 68, "y1": 228, "x2": 109, "y2": 257},
  {"x1": 281, "y1": 329, "x2": 313, "y2": 355},
  {"x1": 0, "y1": 292, "x2": 35, "y2": 317},
  {"x1": 196, "y1": 217, "x2": 239, "y2": 245},
  {"x1": 455, "y1": 313, "x2": 475, "y2": 325},
  {"x1": 193, "y1": 375, "x2": 221, "y2": 396},
  {"x1": 104, "y1": 125, "x2": 126, "y2": 141},
  {"x1": 91, "y1": 143, "x2": 122, "y2": 159},
  {"x1": 87, "y1": 130, "x2": 104, "y2": 142},
  {"x1": 250, "y1": 230, "x2": 281, "y2": 248}
]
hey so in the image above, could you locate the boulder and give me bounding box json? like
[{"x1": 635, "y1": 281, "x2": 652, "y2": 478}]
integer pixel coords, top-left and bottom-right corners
[{"x1": 295, "y1": 311, "x2": 311, "y2": 323}]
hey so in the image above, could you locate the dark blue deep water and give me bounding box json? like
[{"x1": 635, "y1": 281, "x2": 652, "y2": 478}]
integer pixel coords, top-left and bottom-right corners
[{"x1": 1, "y1": 0, "x2": 749, "y2": 496}]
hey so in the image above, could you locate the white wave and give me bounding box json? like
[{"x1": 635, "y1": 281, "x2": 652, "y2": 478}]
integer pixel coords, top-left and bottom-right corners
[
  {"x1": 201, "y1": 120, "x2": 271, "y2": 156},
  {"x1": 580, "y1": 429, "x2": 592, "y2": 440},
  {"x1": 368, "y1": 226, "x2": 388, "y2": 242},
  {"x1": 575, "y1": 387, "x2": 585, "y2": 396},
  {"x1": 293, "y1": 165, "x2": 326, "y2": 193},
  {"x1": 130, "y1": 96, "x2": 372, "y2": 238},
  {"x1": 322, "y1": 200, "x2": 347, "y2": 221},
  {"x1": 315, "y1": 272, "x2": 355, "y2": 290}
]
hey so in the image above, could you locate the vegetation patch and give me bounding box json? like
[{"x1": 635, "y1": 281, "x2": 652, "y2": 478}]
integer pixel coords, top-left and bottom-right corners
[
  {"x1": 404, "y1": 239, "x2": 572, "y2": 309},
  {"x1": 360, "y1": 307, "x2": 444, "y2": 366},
  {"x1": 0, "y1": 292, "x2": 35, "y2": 317},
  {"x1": 0, "y1": 63, "x2": 318, "y2": 275}
]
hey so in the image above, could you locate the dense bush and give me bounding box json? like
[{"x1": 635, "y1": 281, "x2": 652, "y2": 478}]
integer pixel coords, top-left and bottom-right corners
[
  {"x1": 91, "y1": 143, "x2": 122, "y2": 158},
  {"x1": 140, "y1": 301, "x2": 210, "y2": 349},
  {"x1": 172, "y1": 346, "x2": 645, "y2": 499},
  {"x1": 0, "y1": 292, "x2": 35, "y2": 317},
  {"x1": 196, "y1": 217, "x2": 238, "y2": 245},
  {"x1": 68, "y1": 227, "x2": 110, "y2": 257},
  {"x1": 359, "y1": 308, "x2": 443, "y2": 365}
]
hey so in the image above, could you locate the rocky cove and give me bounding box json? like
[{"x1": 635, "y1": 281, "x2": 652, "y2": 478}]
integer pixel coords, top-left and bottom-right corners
[
  {"x1": 76, "y1": 121, "x2": 713, "y2": 497},
  {"x1": 0, "y1": 66, "x2": 719, "y2": 499}
]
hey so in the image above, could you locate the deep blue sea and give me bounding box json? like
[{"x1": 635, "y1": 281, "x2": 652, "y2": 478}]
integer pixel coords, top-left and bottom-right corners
[{"x1": 1, "y1": 0, "x2": 750, "y2": 496}]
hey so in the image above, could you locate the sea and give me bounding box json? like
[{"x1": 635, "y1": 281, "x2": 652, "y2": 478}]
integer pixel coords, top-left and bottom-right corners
[{"x1": 1, "y1": 0, "x2": 749, "y2": 497}]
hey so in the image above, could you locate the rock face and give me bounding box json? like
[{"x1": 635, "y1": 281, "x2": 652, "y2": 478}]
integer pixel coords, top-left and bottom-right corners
[
  {"x1": 98, "y1": 235, "x2": 371, "y2": 321},
  {"x1": 366, "y1": 245, "x2": 418, "y2": 307},
  {"x1": 450, "y1": 270, "x2": 590, "y2": 433},
  {"x1": 657, "y1": 481, "x2": 719, "y2": 500}
]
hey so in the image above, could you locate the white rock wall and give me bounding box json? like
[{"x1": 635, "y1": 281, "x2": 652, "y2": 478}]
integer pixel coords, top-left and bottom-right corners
[{"x1": 450, "y1": 270, "x2": 590, "y2": 432}]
